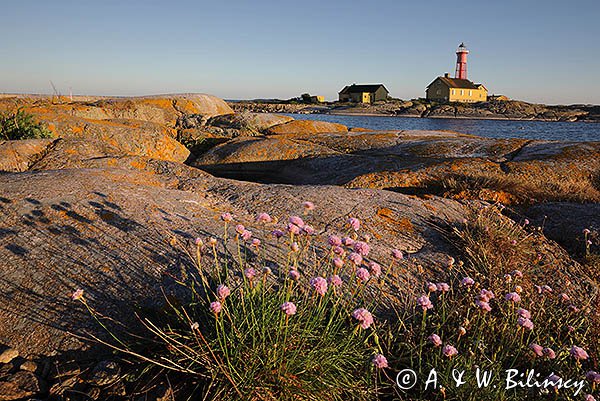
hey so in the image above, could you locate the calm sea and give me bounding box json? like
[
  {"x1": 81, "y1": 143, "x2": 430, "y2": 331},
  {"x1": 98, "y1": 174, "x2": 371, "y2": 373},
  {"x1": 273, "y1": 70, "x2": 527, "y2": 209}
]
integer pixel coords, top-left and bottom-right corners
[{"x1": 283, "y1": 113, "x2": 600, "y2": 142}]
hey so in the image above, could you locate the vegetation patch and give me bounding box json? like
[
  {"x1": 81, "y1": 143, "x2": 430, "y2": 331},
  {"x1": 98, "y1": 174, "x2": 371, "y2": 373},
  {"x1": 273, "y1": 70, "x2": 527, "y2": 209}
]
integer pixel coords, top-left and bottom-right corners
[{"x1": 0, "y1": 108, "x2": 53, "y2": 140}]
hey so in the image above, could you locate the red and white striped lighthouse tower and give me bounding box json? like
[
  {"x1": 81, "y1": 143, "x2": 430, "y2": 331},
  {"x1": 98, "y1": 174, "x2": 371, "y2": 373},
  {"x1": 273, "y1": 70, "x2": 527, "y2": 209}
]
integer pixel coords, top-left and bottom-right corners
[{"x1": 455, "y1": 43, "x2": 469, "y2": 80}]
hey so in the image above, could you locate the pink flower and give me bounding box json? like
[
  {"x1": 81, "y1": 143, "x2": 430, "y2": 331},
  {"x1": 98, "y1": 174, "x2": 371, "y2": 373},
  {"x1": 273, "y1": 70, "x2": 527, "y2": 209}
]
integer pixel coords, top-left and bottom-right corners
[
  {"x1": 342, "y1": 237, "x2": 355, "y2": 247},
  {"x1": 560, "y1": 293, "x2": 570, "y2": 302},
  {"x1": 347, "y1": 217, "x2": 361, "y2": 231},
  {"x1": 391, "y1": 249, "x2": 403, "y2": 260},
  {"x1": 583, "y1": 228, "x2": 591, "y2": 235},
  {"x1": 547, "y1": 374, "x2": 561, "y2": 386},
  {"x1": 505, "y1": 292, "x2": 521, "y2": 303},
  {"x1": 251, "y1": 238, "x2": 261, "y2": 247},
  {"x1": 349, "y1": 252, "x2": 363, "y2": 266},
  {"x1": 271, "y1": 229, "x2": 285, "y2": 239},
  {"x1": 442, "y1": 344, "x2": 458, "y2": 358},
  {"x1": 514, "y1": 285, "x2": 523, "y2": 293},
  {"x1": 352, "y1": 308, "x2": 374, "y2": 329},
  {"x1": 289, "y1": 216, "x2": 305, "y2": 228},
  {"x1": 328, "y1": 274, "x2": 343, "y2": 287},
  {"x1": 371, "y1": 354, "x2": 388, "y2": 369},
  {"x1": 368, "y1": 261, "x2": 381, "y2": 277},
  {"x1": 310, "y1": 277, "x2": 328, "y2": 296},
  {"x1": 516, "y1": 308, "x2": 531, "y2": 319},
  {"x1": 333, "y1": 257, "x2": 344, "y2": 269},
  {"x1": 71, "y1": 289, "x2": 84, "y2": 301},
  {"x1": 541, "y1": 285, "x2": 553, "y2": 293},
  {"x1": 428, "y1": 334, "x2": 442, "y2": 347},
  {"x1": 417, "y1": 295, "x2": 433, "y2": 311},
  {"x1": 302, "y1": 201, "x2": 315, "y2": 211},
  {"x1": 512, "y1": 270, "x2": 523, "y2": 278},
  {"x1": 288, "y1": 270, "x2": 300, "y2": 280},
  {"x1": 586, "y1": 371, "x2": 600, "y2": 384},
  {"x1": 517, "y1": 317, "x2": 534, "y2": 330},
  {"x1": 426, "y1": 282, "x2": 437, "y2": 292},
  {"x1": 570, "y1": 346, "x2": 589, "y2": 360},
  {"x1": 436, "y1": 282, "x2": 450, "y2": 293},
  {"x1": 280, "y1": 301, "x2": 297, "y2": 316},
  {"x1": 194, "y1": 237, "x2": 203, "y2": 246},
  {"x1": 476, "y1": 300, "x2": 492, "y2": 312},
  {"x1": 235, "y1": 224, "x2": 245, "y2": 235},
  {"x1": 210, "y1": 301, "x2": 222, "y2": 314},
  {"x1": 332, "y1": 246, "x2": 345, "y2": 255},
  {"x1": 543, "y1": 347, "x2": 556, "y2": 359},
  {"x1": 287, "y1": 223, "x2": 301, "y2": 235},
  {"x1": 568, "y1": 304, "x2": 579, "y2": 313},
  {"x1": 303, "y1": 225, "x2": 315, "y2": 235},
  {"x1": 220, "y1": 212, "x2": 233, "y2": 222},
  {"x1": 461, "y1": 277, "x2": 475, "y2": 287},
  {"x1": 353, "y1": 241, "x2": 370, "y2": 256},
  {"x1": 504, "y1": 274, "x2": 513, "y2": 283},
  {"x1": 356, "y1": 268, "x2": 370, "y2": 282},
  {"x1": 478, "y1": 289, "x2": 495, "y2": 302},
  {"x1": 255, "y1": 213, "x2": 272, "y2": 223},
  {"x1": 328, "y1": 235, "x2": 342, "y2": 246},
  {"x1": 216, "y1": 284, "x2": 230, "y2": 300},
  {"x1": 585, "y1": 394, "x2": 596, "y2": 401},
  {"x1": 529, "y1": 343, "x2": 544, "y2": 357},
  {"x1": 291, "y1": 242, "x2": 300, "y2": 252},
  {"x1": 244, "y1": 267, "x2": 257, "y2": 280},
  {"x1": 208, "y1": 237, "x2": 217, "y2": 246},
  {"x1": 241, "y1": 230, "x2": 252, "y2": 241}
]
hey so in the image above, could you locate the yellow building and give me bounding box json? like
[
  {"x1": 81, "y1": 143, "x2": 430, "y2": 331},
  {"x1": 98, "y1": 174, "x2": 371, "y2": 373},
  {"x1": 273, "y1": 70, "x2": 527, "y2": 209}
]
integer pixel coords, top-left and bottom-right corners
[{"x1": 426, "y1": 73, "x2": 487, "y2": 103}]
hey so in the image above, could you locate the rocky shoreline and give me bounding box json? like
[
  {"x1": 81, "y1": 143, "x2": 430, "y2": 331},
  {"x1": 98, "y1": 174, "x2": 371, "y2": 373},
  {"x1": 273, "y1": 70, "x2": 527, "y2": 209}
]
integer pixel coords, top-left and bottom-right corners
[
  {"x1": 230, "y1": 99, "x2": 600, "y2": 122},
  {"x1": 0, "y1": 93, "x2": 598, "y2": 400}
]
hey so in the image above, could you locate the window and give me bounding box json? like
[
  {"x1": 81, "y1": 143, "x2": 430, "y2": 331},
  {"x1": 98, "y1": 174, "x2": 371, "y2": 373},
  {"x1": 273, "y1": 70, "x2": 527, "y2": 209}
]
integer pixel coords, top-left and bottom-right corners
[
  {"x1": 469, "y1": 90, "x2": 472, "y2": 96},
  {"x1": 460, "y1": 90, "x2": 464, "y2": 96},
  {"x1": 451, "y1": 89, "x2": 455, "y2": 95}
]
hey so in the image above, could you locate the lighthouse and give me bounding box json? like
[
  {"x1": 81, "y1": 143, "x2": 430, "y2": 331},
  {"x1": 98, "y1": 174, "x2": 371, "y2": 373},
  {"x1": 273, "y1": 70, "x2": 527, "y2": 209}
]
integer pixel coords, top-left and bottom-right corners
[
  {"x1": 426, "y1": 43, "x2": 488, "y2": 103},
  {"x1": 455, "y1": 43, "x2": 469, "y2": 80}
]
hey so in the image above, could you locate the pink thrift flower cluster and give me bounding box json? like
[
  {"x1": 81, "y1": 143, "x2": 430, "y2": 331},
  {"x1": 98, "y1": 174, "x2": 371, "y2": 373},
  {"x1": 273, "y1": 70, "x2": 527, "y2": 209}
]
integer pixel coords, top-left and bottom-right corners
[
  {"x1": 347, "y1": 217, "x2": 361, "y2": 231},
  {"x1": 371, "y1": 354, "x2": 388, "y2": 369},
  {"x1": 352, "y1": 308, "x2": 374, "y2": 329},
  {"x1": 504, "y1": 292, "x2": 521, "y2": 303},
  {"x1": 368, "y1": 261, "x2": 381, "y2": 277},
  {"x1": 328, "y1": 274, "x2": 343, "y2": 287},
  {"x1": 216, "y1": 284, "x2": 230, "y2": 300},
  {"x1": 280, "y1": 301, "x2": 297, "y2": 316},
  {"x1": 210, "y1": 301, "x2": 222, "y2": 314},
  {"x1": 570, "y1": 345, "x2": 589, "y2": 360},
  {"x1": 461, "y1": 277, "x2": 475, "y2": 287},
  {"x1": 417, "y1": 295, "x2": 433, "y2": 311},
  {"x1": 442, "y1": 344, "x2": 458, "y2": 358},
  {"x1": 356, "y1": 268, "x2": 370, "y2": 283},
  {"x1": 310, "y1": 277, "x2": 328, "y2": 296},
  {"x1": 428, "y1": 334, "x2": 442, "y2": 347},
  {"x1": 255, "y1": 212, "x2": 272, "y2": 224}
]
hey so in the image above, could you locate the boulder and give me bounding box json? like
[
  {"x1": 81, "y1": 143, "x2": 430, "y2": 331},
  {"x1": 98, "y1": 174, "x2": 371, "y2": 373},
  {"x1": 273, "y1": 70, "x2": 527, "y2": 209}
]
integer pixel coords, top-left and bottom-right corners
[
  {"x1": 0, "y1": 139, "x2": 55, "y2": 172},
  {"x1": 193, "y1": 130, "x2": 600, "y2": 204},
  {"x1": 266, "y1": 119, "x2": 348, "y2": 135},
  {"x1": 208, "y1": 112, "x2": 294, "y2": 134},
  {"x1": 37, "y1": 117, "x2": 189, "y2": 163},
  {"x1": 0, "y1": 162, "x2": 477, "y2": 356},
  {"x1": 1, "y1": 94, "x2": 234, "y2": 128}
]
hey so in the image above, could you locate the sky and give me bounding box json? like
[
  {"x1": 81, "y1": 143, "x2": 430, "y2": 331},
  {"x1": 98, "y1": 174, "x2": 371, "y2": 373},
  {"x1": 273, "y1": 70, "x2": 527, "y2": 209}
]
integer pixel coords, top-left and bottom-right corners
[{"x1": 1, "y1": 0, "x2": 599, "y2": 104}]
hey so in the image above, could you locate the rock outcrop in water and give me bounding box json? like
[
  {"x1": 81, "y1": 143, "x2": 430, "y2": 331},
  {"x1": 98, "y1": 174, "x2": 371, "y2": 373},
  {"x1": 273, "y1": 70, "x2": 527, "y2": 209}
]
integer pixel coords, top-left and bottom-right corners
[{"x1": 231, "y1": 99, "x2": 600, "y2": 122}]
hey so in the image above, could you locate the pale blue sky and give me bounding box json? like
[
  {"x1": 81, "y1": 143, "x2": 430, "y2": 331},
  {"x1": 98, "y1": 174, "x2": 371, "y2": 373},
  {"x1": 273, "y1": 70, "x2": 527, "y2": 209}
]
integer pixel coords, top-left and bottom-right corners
[{"x1": 1, "y1": 0, "x2": 599, "y2": 104}]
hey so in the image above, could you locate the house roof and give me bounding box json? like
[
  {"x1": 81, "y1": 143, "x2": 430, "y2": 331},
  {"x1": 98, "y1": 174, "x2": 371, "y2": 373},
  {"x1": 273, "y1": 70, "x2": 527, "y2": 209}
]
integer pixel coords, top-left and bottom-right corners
[
  {"x1": 339, "y1": 84, "x2": 389, "y2": 94},
  {"x1": 427, "y1": 76, "x2": 480, "y2": 90}
]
